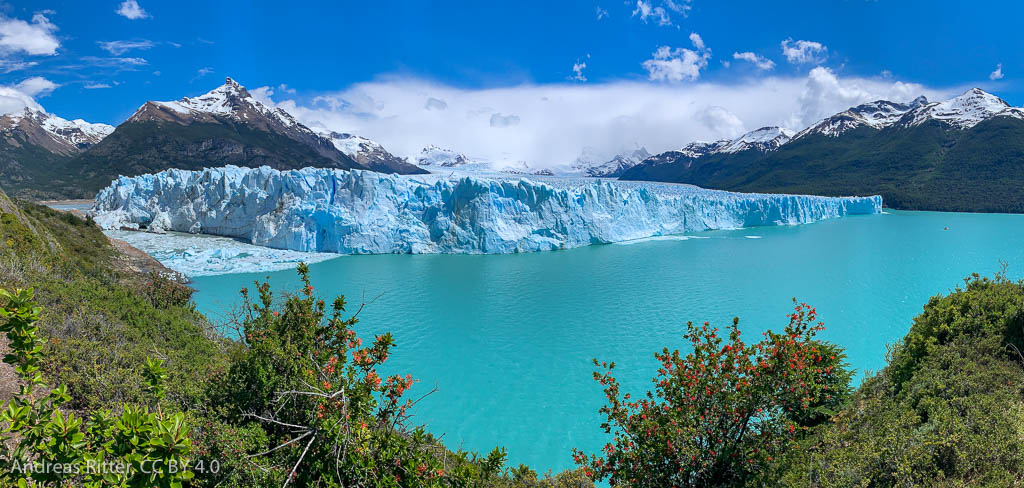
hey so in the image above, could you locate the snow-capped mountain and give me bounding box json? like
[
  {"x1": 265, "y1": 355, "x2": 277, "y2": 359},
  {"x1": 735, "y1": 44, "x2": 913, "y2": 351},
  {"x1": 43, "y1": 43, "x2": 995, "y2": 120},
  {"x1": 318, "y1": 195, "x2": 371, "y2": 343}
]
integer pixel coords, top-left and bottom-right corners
[
  {"x1": 677, "y1": 140, "x2": 732, "y2": 159},
  {"x1": 573, "y1": 146, "x2": 652, "y2": 177},
  {"x1": 0, "y1": 107, "x2": 113, "y2": 155},
  {"x1": 895, "y1": 88, "x2": 1024, "y2": 130},
  {"x1": 620, "y1": 87, "x2": 1024, "y2": 213},
  {"x1": 796, "y1": 89, "x2": 1024, "y2": 139},
  {"x1": 321, "y1": 132, "x2": 426, "y2": 174},
  {"x1": 794, "y1": 97, "x2": 929, "y2": 139},
  {"x1": 719, "y1": 127, "x2": 795, "y2": 154},
  {"x1": 416, "y1": 145, "x2": 472, "y2": 168},
  {"x1": 129, "y1": 77, "x2": 300, "y2": 128}
]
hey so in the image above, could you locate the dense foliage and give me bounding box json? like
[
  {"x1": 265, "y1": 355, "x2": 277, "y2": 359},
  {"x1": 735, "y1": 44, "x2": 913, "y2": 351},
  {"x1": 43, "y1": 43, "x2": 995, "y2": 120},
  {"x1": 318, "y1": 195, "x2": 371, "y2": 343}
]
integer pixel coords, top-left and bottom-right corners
[
  {"x1": 621, "y1": 117, "x2": 1024, "y2": 213},
  {"x1": 574, "y1": 303, "x2": 851, "y2": 487},
  {"x1": 780, "y1": 272, "x2": 1024, "y2": 486},
  {"x1": 1, "y1": 287, "x2": 193, "y2": 487}
]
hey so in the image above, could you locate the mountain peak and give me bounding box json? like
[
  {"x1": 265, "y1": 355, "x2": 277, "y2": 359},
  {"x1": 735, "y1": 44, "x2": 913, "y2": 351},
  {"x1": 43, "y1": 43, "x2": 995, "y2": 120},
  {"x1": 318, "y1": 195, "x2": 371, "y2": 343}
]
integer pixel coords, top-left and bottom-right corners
[
  {"x1": 0, "y1": 105, "x2": 113, "y2": 153},
  {"x1": 897, "y1": 86, "x2": 1020, "y2": 129},
  {"x1": 719, "y1": 126, "x2": 794, "y2": 154}
]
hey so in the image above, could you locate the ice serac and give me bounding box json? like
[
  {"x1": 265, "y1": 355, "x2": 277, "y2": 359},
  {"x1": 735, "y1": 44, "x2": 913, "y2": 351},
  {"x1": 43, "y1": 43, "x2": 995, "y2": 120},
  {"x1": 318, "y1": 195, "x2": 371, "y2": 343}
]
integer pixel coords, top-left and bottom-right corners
[{"x1": 92, "y1": 166, "x2": 882, "y2": 255}]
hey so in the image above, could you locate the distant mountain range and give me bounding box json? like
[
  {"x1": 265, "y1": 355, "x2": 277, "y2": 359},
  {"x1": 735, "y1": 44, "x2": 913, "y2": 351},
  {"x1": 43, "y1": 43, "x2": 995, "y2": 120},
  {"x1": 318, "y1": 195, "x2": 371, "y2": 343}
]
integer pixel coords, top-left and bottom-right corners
[
  {"x1": 0, "y1": 78, "x2": 425, "y2": 199},
  {"x1": 4, "y1": 80, "x2": 1024, "y2": 212},
  {"x1": 622, "y1": 88, "x2": 1024, "y2": 212}
]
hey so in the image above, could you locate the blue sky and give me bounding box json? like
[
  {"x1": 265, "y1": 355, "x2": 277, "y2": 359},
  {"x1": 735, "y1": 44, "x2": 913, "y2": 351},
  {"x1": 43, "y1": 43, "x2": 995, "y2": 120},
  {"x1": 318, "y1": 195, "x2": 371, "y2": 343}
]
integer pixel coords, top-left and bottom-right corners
[{"x1": 2, "y1": 0, "x2": 1021, "y2": 165}]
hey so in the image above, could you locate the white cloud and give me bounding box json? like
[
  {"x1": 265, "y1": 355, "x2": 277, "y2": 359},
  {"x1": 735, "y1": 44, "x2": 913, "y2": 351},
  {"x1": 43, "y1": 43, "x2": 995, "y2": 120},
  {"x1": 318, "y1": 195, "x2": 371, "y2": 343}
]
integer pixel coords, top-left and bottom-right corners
[
  {"x1": 116, "y1": 0, "x2": 150, "y2": 19},
  {"x1": 781, "y1": 38, "x2": 828, "y2": 65},
  {"x1": 989, "y1": 63, "x2": 1004, "y2": 81},
  {"x1": 695, "y1": 106, "x2": 745, "y2": 139},
  {"x1": 596, "y1": 6, "x2": 608, "y2": 20},
  {"x1": 0, "y1": 12, "x2": 60, "y2": 57},
  {"x1": 17, "y1": 76, "x2": 58, "y2": 97},
  {"x1": 571, "y1": 60, "x2": 587, "y2": 82},
  {"x1": 792, "y1": 66, "x2": 932, "y2": 128},
  {"x1": 642, "y1": 33, "x2": 711, "y2": 82},
  {"x1": 84, "y1": 83, "x2": 112, "y2": 89},
  {"x1": 98, "y1": 39, "x2": 153, "y2": 55},
  {"x1": 81, "y1": 56, "x2": 148, "y2": 67},
  {"x1": 0, "y1": 77, "x2": 59, "y2": 115},
  {"x1": 664, "y1": 0, "x2": 692, "y2": 16},
  {"x1": 732, "y1": 51, "x2": 775, "y2": 71},
  {"x1": 632, "y1": 1, "x2": 671, "y2": 26},
  {"x1": 251, "y1": 70, "x2": 950, "y2": 171}
]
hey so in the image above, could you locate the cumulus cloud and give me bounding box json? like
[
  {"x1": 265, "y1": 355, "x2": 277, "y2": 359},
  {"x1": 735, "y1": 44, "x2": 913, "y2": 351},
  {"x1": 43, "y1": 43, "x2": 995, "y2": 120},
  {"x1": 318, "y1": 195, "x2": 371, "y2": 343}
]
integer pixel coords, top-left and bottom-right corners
[
  {"x1": 0, "y1": 77, "x2": 59, "y2": 115},
  {"x1": 116, "y1": 0, "x2": 150, "y2": 19},
  {"x1": 596, "y1": 6, "x2": 608, "y2": 20},
  {"x1": 792, "y1": 66, "x2": 932, "y2": 128},
  {"x1": 732, "y1": 51, "x2": 775, "y2": 71},
  {"x1": 98, "y1": 39, "x2": 153, "y2": 55},
  {"x1": 695, "y1": 106, "x2": 745, "y2": 139},
  {"x1": 989, "y1": 63, "x2": 1004, "y2": 80},
  {"x1": 16, "y1": 76, "x2": 58, "y2": 97},
  {"x1": 251, "y1": 70, "x2": 950, "y2": 171},
  {"x1": 489, "y1": 113, "x2": 520, "y2": 127},
  {"x1": 571, "y1": 60, "x2": 587, "y2": 82},
  {"x1": 0, "y1": 12, "x2": 60, "y2": 58},
  {"x1": 643, "y1": 33, "x2": 711, "y2": 82},
  {"x1": 781, "y1": 38, "x2": 827, "y2": 65}
]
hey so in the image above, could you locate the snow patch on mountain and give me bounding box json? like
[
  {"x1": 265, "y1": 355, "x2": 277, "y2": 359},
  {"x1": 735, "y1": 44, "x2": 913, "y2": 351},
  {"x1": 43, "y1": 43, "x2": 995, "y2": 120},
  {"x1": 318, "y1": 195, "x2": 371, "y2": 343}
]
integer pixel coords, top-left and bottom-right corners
[
  {"x1": 3, "y1": 107, "x2": 113, "y2": 148},
  {"x1": 898, "y1": 88, "x2": 1024, "y2": 129},
  {"x1": 91, "y1": 166, "x2": 882, "y2": 255},
  {"x1": 795, "y1": 96, "x2": 929, "y2": 139},
  {"x1": 719, "y1": 127, "x2": 795, "y2": 154},
  {"x1": 573, "y1": 145, "x2": 652, "y2": 177},
  {"x1": 132, "y1": 77, "x2": 302, "y2": 129}
]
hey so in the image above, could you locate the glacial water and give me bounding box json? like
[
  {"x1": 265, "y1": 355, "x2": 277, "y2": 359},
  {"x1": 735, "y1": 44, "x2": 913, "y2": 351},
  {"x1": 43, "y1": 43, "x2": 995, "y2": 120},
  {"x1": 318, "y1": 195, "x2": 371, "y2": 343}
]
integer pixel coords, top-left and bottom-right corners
[{"x1": 188, "y1": 210, "x2": 1024, "y2": 473}]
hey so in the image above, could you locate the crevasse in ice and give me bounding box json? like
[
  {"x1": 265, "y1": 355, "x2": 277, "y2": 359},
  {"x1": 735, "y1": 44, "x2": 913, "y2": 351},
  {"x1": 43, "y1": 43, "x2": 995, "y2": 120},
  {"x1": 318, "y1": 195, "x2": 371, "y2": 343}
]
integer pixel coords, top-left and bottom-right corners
[{"x1": 92, "y1": 166, "x2": 882, "y2": 255}]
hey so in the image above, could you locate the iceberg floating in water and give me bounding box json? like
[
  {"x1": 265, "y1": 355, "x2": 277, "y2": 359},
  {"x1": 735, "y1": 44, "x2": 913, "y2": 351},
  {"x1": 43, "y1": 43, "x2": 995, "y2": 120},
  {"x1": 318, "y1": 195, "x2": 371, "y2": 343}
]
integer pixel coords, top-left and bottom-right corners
[{"x1": 92, "y1": 166, "x2": 882, "y2": 255}]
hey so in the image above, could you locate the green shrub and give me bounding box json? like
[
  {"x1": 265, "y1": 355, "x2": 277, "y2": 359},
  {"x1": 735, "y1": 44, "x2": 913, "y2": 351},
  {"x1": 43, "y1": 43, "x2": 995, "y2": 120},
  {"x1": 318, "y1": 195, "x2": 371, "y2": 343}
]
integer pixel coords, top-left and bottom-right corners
[
  {"x1": 0, "y1": 287, "x2": 193, "y2": 487},
  {"x1": 574, "y1": 302, "x2": 851, "y2": 487}
]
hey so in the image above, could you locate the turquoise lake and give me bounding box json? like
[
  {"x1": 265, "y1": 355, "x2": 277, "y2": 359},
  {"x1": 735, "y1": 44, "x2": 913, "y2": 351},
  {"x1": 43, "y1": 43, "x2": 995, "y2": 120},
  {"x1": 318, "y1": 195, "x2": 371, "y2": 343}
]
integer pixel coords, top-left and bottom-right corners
[{"x1": 189, "y1": 210, "x2": 1024, "y2": 473}]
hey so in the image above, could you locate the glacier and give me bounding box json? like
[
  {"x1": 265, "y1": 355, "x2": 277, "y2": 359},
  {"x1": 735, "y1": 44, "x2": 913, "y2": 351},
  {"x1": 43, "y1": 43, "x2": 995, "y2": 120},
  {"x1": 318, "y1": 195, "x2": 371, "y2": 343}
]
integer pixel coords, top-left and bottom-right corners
[{"x1": 92, "y1": 166, "x2": 882, "y2": 255}]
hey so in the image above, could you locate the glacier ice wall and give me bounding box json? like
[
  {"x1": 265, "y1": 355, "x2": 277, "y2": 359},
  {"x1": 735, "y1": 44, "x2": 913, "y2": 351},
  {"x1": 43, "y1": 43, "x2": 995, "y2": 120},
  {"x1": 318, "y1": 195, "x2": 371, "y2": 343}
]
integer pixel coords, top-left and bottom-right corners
[{"x1": 92, "y1": 166, "x2": 882, "y2": 255}]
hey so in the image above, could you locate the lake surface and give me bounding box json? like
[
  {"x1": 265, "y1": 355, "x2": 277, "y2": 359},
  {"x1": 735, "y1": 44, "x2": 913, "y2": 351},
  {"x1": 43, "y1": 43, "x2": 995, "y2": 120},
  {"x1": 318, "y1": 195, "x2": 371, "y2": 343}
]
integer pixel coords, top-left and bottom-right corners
[{"x1": 189, "y1": 210, "x2": 1024, "y2": 473}]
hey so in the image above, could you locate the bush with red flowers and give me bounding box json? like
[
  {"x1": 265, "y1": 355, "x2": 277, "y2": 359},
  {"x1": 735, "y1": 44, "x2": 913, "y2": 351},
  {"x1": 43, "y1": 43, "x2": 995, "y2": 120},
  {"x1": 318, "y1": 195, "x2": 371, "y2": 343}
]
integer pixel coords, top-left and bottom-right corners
[{"x1": 573, "y1": 301, "x2": 851, "y2": 487}]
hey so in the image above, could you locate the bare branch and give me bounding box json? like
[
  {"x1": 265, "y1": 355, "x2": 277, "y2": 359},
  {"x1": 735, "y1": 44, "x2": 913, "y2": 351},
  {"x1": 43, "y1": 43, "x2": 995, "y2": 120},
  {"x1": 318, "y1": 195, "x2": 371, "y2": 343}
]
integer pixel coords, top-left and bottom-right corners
[
  {"x1": 282, "y1": 433, "x2": 317, "y2": 488},
  {"x1": 246, "y1": 430, "x2": 313, "y2": 459}
]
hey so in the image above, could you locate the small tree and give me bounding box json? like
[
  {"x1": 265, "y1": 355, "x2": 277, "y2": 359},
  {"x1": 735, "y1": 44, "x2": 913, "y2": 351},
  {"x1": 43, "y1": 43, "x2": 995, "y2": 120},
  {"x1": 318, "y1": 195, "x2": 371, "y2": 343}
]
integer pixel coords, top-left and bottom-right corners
[
  {"x1": 0, "y1": 288, "x2": 192, "y2": 487},
  {"x1": 573, "y1": 302, "x2": 851, "y2": 487}
]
